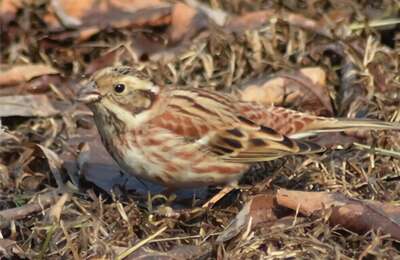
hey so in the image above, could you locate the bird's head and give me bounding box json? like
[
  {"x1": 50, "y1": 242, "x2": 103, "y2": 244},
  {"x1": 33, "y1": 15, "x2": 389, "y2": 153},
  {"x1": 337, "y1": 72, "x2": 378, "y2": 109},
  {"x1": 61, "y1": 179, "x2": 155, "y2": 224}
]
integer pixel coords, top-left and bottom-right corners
[{"x1": 77, "y1": 66, "x2": 160, "y2": 127}]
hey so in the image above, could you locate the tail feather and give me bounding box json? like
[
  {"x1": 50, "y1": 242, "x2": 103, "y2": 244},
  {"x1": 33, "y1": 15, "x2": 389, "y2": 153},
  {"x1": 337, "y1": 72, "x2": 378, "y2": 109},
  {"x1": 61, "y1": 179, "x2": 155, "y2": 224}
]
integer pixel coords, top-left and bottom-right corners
[{"x1": 289, "y1": 118, "x2": 400, "y2": 139}]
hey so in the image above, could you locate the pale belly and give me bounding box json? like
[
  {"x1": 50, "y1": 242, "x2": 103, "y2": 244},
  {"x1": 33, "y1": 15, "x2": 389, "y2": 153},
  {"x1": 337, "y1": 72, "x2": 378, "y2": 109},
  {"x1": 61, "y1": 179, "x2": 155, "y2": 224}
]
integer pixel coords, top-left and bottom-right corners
[{"x1": 116, "y1": 139, "x2": 248, "y2": 188}]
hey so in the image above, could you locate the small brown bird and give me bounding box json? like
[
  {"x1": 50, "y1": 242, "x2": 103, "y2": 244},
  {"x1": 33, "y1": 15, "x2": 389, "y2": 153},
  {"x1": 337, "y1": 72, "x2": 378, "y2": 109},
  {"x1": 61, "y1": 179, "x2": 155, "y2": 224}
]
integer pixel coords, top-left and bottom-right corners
[{"x1": 77, "y1": 66, "x2": 398, "y2": 188}]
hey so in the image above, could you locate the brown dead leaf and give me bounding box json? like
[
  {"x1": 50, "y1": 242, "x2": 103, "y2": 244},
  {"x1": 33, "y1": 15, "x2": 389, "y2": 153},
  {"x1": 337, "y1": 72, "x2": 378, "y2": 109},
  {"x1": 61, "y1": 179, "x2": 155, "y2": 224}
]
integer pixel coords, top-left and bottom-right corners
[
  {"x1": 85, "y1": 47, "x2": 127, "y2": 75},
  {"x1": 0, "y1": 64, "x2": 59, "y2": 86},
  {"x1": 238, "y1": 67, "x2": 333, "y2": 116},
  {"x1": 167, "y1": 3, "x2": 208, "y2": 45},
  {"x1": 225, "y1": 10, "x2": 274, "y2": 33},
  {"x1": 225, "y1": 10, "x2": 333, "y2": 37},
  {"x1": 45, "y1": 0, "x2": 171, "y2": 29},
  {"x1": 217, "y1": 193, "x2": 281, "y2": 242},
  {"x1": 276, "y1": 189, "x2": 400, "y2": 239},
  {"x1": 50, "y1": 0, "x2": 82, "y2": 28},
  {"x1": 0, "y1": 95, "x2": 59, "y2": 117},
  {"x1": 0, "y1": 127, "x2": 20, "y2": 149},
  {"x1": 185, "y1": 0, "x2": 228, "y2": 26},
  {"x1": 0, "y1": 0, "x2": 22, "y2": 23},
  {"x1": 37, "y1": 144, "x2": 65, "y2": 189},
  {"x1": 44, "y1": 0, "x2": 172, "y2": 42},
  {"x1": 48, "y1": 192, "x2": 71, "y2": 222}
]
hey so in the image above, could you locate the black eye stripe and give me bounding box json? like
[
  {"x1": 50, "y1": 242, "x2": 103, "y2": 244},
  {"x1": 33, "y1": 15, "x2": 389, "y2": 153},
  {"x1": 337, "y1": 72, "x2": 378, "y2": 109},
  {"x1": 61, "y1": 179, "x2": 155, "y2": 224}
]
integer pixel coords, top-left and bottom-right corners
[{"x1": 114, "y1": 83, "x2": 125, "y2": 93}]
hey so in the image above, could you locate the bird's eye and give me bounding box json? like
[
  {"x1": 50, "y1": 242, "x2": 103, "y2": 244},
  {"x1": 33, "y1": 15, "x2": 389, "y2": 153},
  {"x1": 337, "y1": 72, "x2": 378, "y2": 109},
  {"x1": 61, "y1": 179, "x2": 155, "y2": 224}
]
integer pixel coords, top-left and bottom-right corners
[{"x1": 114, "y1": 83, "x2": 125, "y2": 93}]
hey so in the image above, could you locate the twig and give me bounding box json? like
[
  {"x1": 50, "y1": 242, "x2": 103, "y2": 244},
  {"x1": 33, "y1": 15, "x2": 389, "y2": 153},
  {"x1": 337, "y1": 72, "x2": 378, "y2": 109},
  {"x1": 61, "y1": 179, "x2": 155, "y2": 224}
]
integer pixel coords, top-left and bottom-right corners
[
  {"x1": 116, "y1": 226, "x2": 168, "y2": 260},
  {"x1": 202, "y1": 186, "x2": 234, "y2": 208},
  {"x1": 0, "y1": 191, "x2": 61, "y2": 229},
  {"x1": 350, "y1": 18, "x2": 400, "y2": 31},
  {"x1": 353, "y1": 143, "x2": 400, "y2": 159}
]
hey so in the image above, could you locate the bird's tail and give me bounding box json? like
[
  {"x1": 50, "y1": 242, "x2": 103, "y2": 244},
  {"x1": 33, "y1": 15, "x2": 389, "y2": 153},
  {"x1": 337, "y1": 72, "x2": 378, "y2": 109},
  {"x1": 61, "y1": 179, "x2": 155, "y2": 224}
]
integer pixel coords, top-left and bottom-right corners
[{"x1": 289, "y1": 117, "x2": 399, "y2": 139}]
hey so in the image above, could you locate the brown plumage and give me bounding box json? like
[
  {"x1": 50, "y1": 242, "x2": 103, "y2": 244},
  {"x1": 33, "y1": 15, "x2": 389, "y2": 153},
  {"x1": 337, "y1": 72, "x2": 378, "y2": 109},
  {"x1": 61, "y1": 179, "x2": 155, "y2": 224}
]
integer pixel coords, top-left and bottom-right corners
[{"x1": 77, "y1": 66, "x2": 399, "y2": 187}]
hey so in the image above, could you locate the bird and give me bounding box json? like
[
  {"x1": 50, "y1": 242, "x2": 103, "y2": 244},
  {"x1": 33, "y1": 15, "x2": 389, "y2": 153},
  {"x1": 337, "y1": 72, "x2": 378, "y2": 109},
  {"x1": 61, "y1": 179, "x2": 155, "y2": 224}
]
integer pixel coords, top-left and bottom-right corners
[{"x1": 77, "y1": 66, "x2": 399, "y2": 188}]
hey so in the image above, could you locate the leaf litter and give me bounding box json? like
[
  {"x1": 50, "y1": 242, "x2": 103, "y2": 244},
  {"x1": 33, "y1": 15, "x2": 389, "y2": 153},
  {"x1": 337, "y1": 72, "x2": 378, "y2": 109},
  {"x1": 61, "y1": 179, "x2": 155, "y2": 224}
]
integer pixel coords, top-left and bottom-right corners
[{"x1": 1, "y1": 0, "x2": 400, "y2": 259}]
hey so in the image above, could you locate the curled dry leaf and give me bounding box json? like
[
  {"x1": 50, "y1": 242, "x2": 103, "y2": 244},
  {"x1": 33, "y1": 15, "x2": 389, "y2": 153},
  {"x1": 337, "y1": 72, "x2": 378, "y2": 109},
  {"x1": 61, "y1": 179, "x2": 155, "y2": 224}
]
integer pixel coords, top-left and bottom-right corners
[
  {"x1": 185, "y1": 0, "x2": 228, "y2": 26},
  {"x1": 44, "y1": 0, "x2": 172, "y2": 42},
  {"x1": 238, "y1": 67, "x2": 333, "y2": 116},
  {"x1": 0, "y1": 95, "x2": 59, "y2": 117},
  {"x1": 217, "y1": 193, "x2": 280, "y2": 242},
  {"x1": 225, "y1": 10, "x2": 333, "y2": 37},
  {"x1": 0, "y1": 127, "x2": 20, "y2": 150},
  {"x1": 45, "y1": 0, "x2": 171, "y2": 29},
  {"x1": 225, "y1": 10, "x2": 274, "y2": 33},
  {"x1": 85, "y1": 48, "x2": 126, "y2": 75},
  {"x1": 276, "y1": 189, "x2": 400, "y2": 240},
  {"x1": 0, "y1": 64, "x2": 59, "y2": 86},
  {"x1": 50, "y1": 0, "x2": 82, "y2": 29},
  {"x1": 0, "y1": 0, "x2": 22, "y2": 23},
  {"x1": 167, "y1": 3, "x2": 208, "y2": 45},
  {"x1": 37, "y1": 144, "x2": 65, "y2": 189},
  {"x1": 48, "y1": 192, "x2": 71, "y2": 223}
]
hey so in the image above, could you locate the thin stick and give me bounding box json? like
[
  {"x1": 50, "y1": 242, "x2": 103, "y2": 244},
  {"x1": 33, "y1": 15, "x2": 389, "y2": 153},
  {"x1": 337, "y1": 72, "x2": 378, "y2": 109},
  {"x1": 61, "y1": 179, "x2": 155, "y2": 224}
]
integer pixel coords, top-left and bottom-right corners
[
  {"x1": 202, "y1": 186, "x2": 234, "y2": 208},
  {"x1": 0, "y1": 191, "x2": 61, "y2": 228},
  {"x1": 116, "y1": 226, "x2": 168, "y2": 260},
  {"x1": 151, "y1": 232, "x2": 221, "y2": 243},
  {"x1": 353, "y1": 143, "x2": 400, "y2": 159},
  {"x1": 350, "y1": 18, "x2": 400, "y2": 31}
]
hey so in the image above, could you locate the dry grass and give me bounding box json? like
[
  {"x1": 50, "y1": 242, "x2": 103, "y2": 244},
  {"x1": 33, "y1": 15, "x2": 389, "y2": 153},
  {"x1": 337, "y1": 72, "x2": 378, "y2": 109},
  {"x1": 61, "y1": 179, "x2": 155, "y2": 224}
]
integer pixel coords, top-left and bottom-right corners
[{"x1": 1, "y1": 0, "x2": 400, "y2": 259}]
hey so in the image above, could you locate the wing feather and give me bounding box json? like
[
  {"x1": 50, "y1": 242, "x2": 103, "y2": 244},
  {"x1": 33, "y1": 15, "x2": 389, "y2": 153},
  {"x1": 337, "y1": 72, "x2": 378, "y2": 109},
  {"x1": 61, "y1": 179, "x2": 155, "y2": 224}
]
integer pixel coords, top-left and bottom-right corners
[{"x1": 149, "y1": 88, "x2": 325, "y2": 163}]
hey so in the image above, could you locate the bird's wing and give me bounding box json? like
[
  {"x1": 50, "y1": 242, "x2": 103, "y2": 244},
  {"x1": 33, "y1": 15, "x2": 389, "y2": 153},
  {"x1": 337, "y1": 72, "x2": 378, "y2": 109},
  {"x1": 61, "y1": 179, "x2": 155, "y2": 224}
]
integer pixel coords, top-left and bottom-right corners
[
  {"x1": 149, "y1": 88, "x2": 325, "y2": 163},
  {"x1": 205, "y1": 117, "x2": 325, "y2": 163}
]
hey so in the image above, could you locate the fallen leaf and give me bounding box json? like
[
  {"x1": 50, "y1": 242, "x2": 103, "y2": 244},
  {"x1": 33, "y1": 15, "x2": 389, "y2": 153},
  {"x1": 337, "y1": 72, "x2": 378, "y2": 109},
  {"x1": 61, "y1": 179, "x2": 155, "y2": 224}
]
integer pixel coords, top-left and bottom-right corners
[
  {"x1": 225, "y1": 10, "x2": 274, "y2": 32},
  {"x1": 217, "y1": 193, "x2": 281, "y2": 242},
  {"x1": 85, "y1": 47, "x2": 129, "y2": 75},
  {"x1": 0, "y1": 64, "x2": 59, "y2": 86},
  {"x1": 37, "y1": 144, "x2": 65, "y2": 189},
  {"x1": 48, "y1": 192, "x2": 71, "y2": 222},
  {"x1": 0, "y1": 0, "x2": 22, "y2": 23},
  {"x1": 238, "y1": 67, "x2": 333, "y2": 116},
  {"x1": 50, "y1": 0, "x2": 82, "y2": 29},
  {"x1": 185, "y1": 0, "x2": 228, "y2": 26},
  {"x1": 45, "y1": 0, "x2": 171, "y2": 29},
  {"x1": 44, "y1": 0, "x2": 173, "y2": 43},
  {"x1": 0, "y1": 127, "x2": 20, "y2": 149},
  {"x1": 167, "y1": 3, "x2": 208, "y2": 44},
  {"x1": 276, "y1": 189, "x2": 400, "y2": 239},
  {"x1": 0, "y1": 95, "x2": 59, "y2": 117}
]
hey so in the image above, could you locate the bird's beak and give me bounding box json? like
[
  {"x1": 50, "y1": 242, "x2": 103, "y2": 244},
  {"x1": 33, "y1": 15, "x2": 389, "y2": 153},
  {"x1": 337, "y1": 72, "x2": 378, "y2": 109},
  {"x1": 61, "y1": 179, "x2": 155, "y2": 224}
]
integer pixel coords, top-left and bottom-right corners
[{"x1": 76, "y1": 81, "x2": 101, "y2": 104}]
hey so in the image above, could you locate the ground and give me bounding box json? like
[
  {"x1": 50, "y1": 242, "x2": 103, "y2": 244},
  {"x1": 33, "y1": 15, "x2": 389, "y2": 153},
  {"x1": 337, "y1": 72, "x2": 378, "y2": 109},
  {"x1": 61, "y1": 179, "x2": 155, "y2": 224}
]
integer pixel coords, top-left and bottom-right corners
[{"x1": 1, "y1": 0, "x2": 400, "y2": 259}]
